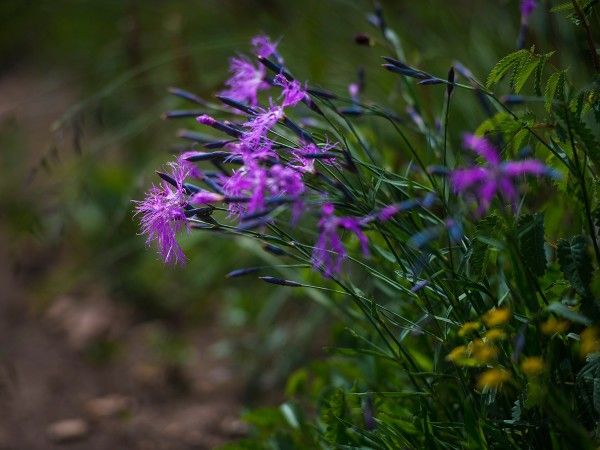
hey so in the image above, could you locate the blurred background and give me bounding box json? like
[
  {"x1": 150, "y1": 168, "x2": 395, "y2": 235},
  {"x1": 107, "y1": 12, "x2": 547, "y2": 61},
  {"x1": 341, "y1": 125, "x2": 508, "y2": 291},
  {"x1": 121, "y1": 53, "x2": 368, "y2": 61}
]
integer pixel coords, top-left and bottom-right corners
[{"x1": 0, "y1": 0, "x2": 583, "y2": 448}]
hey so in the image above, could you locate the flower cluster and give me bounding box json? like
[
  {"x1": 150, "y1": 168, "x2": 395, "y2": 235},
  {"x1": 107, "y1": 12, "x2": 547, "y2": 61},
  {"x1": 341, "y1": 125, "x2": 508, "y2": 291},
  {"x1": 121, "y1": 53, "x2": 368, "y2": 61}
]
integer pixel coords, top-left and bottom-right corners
[{"x1": 137, "y1": 35, "x2": 551, "y2": 278}]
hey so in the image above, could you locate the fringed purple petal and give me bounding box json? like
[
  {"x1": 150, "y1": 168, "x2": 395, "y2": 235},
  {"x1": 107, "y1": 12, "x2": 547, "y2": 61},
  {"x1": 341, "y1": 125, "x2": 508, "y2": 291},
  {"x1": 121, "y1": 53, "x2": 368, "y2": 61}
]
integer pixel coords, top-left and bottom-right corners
[{"x1": 462, "y1": 133, "x2": 500, "y2": 165}]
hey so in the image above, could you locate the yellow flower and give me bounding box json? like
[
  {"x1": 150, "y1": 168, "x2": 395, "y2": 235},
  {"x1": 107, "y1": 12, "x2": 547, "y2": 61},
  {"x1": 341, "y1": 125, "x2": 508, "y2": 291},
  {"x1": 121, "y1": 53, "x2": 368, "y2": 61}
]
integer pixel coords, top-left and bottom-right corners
[
  {"x1": 482, "y1": 307, "x2": 511, "y2": 327},
  {"x1": 477, "y1": 368, "x2": 511, "y2": 390},
  {"x1": 446, "y1": 345, "x2": 467, "y2": 362},
  {"x1": 540, "y1": 316, "x2": 570, "y2": 335},
  {"x1": 458, "y1": 321, "x2": 481, "y2": 337},
  {"x1": 521, "y1": 356, "x2": 544, "y2": 376},
  {"x1": 470, "y1": 339, "x2": 498, "y2": 363},
  {"x1": 580, "y1": 327, "x2": 600, "y2": 357},
  {"x1": 484, "y1": 328, "x2": 507, "y2": 341}
]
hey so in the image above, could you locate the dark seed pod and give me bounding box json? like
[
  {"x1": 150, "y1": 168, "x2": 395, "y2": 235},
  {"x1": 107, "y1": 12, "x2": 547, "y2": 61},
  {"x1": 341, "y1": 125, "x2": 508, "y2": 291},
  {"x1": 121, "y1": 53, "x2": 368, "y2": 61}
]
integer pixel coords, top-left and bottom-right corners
[
  {"x1": 163, "y1": 110, "x2": 205, "y2": 119},
  {"x1": 183, "y1": 183, "x2": 201, "y2": 194},
  {"x1": 177, "y1": 130, "x2": 214, "y2": 144},
  {"x1": 307, "y1": 87, "x2": 337, "y2": 100},
  {"x1": 259, "y1": 276, "x2": 301, "y2": 287},
  {"x1": 204, "y1": 139, "x2": 236, "y2": 149},
  {"x1": 447, "y1": 67, "x2": 455, "y2": 96},
  {"x1": 201, "y1": 176, "x2": 224, "y2": 194},
  {"x1": 184, "y1": 206, "x2": 214, "y2": 218},
  {"x1": 427, "y1": 165, "x2": 450, "y2": 176},
  {"x1": 156, "y1": 171, "x2": 178, "y2": 187},
  {"x1": 355, "y1": 32, "x2": 373, "y2": 46},
  {"x1": 282, "y1": 117, "x2": 313, "y2": 143},
  {"x1": 216, "y1": 96, "x2": 259, "y2": 115},
  {"x1": 418, "y1": 78, "x2": 444, "y2": 85},
  {"x1": 168, "y1": 87, "x2": 207, "y2": 105},
  {"x1": 257, "y1": 56, "x2": 293, "y2": 81},
  {"x1": 263, "y1": 244, "x2": 286, "y2": 256},
  {"x1": 338, "y1": 107, "x2": 364, "y2": 116},
  {"x1": 241, "y1": 208, "x2": 274, "y2": 222},
  {"x1": 222, "y1": 196, "x2": 251, "y2": 204},
  {"x1": 226, "y1": 267, "x2": 260, "y2": 278}
]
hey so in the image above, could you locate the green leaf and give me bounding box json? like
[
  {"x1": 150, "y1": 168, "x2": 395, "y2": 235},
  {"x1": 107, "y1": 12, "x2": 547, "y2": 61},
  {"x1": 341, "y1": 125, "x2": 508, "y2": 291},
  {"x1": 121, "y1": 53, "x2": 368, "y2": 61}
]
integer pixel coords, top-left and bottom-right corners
[
  {"x1": 533, "y1": 52, "x2": 554, "y2": 96},
  {"x1": 469, "y1": 214, "x2": 499, "y2": 279},
  {"x1": 570, "y1": 113, "x2": 600, "y2": 168},
  {"x1": 545, "y1": 71, "x2": 567, "y2": 112},
  {"x1": 486, "y1": 50, "x2": 528, "y2": 89},
  {"x1": 517, "y1": 213, "x2": 547, "y2": 277},
  {"x1": 546, "y1": 302, "x2": 592, "y2": 325},
  {"x1": 557, "y1": 235, "x2": 593, "y2": 296},
  {"x1": 513, "y1": 54, "x2": 539, "y2": 94},
  {"x1": 321, "y1": 389, "x2": 348, "y2": 444}
]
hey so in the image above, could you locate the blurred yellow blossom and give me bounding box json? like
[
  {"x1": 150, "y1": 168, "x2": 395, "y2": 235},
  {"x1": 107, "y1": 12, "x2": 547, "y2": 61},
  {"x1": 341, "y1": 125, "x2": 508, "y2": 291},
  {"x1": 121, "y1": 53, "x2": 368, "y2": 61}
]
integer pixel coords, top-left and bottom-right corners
[
  {"x1": 521, "y1": 356, "x2": 544, "y2": 376},
  {"x1": 484, "y1": 328, "x2": 507, "y2": 341},
  {"x1": 458, "y1": 321, "x2": 481, "y2": 337},
  {"x1": 446, "y1": 345, "x2": 467, "y2": 362},
  {"x1": 482, "y1": 307, "x2": 511, "y2": 327},
  {"x1": 580, "y1": 327, "x2": 600, "y2": 357},
  {"x1": 477, "y1": 368, "x2": 511, "y2": 390},
  {"x1": 471, "y1": 339, "x2": 498, "y2": 363},
  {"x1": 540, "y1": 316, "x2": 570, "y2": 335}
]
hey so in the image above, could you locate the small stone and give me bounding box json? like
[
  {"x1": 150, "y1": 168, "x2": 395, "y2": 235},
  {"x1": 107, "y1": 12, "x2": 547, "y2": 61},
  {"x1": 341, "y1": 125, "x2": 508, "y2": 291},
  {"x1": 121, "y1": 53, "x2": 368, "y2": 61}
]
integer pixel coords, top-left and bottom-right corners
[
  {"x1": 47, "y1": 418, "x2": 89, "y2": 443},
  {"x1": 85, "y1": 394, "x2": 133, "y2": 419}
]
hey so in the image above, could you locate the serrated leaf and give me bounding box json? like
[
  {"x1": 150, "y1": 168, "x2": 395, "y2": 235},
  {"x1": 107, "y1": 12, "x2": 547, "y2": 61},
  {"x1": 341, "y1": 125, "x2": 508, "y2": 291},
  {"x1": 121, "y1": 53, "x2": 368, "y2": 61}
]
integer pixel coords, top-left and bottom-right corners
[
  {"x1": 533, "y1": 52, "x2": 554, "y2": 96},
  {"x1": 513, "y1": 55, "x2": 540, "y2": 94},
  {"x1": 486, "y1": 50, "x2": 528, "y2": 89},
  {"x1": 517, "y1": 213, "x2": 547, "y2": 277},
  {"x1": 550, "y1": 2, "x2": 575, "y2": 13},
  {"x1": 469, "y1": 215, "x2": 499, "y2": 279},
  {"x1": 557, "y1": 235, "x2": 593, "y2": 296},
  {"x1": 545, "y1": 71, "x2": 567, "y2": 112}
]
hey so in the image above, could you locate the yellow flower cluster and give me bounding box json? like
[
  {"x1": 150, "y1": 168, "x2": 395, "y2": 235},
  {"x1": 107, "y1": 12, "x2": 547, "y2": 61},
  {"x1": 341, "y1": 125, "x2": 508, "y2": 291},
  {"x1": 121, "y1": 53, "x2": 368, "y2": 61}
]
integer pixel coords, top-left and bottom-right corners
[
  {"x1": 448, "y1": 307, "x2": 511, "y2": 367},
  {"x1": 477, "y1": 368, "x2": 511, "y2": 390},
  {"x1": 540, "y1": 316, "x2": 570, "y2": 335},
  {"x1": 580, "y1": 326, "x2": 600, "y2": 357},
  {"x1": 521, "y1": 356, "x2": 544, "y2": 376}
]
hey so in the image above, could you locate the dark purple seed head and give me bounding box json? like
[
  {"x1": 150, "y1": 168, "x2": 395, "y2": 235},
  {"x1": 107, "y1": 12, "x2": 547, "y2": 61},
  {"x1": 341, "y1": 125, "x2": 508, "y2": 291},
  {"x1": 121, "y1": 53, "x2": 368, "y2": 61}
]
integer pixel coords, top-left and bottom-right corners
[
  {"x1": 226, "y1": 267, "x2": 261, "y2": 278},
  {"x1": 355, "y1": 33, "x2": 373, "y2": 46},
  {"x1": 259, "y1": 276, "x2": 301, "y2": 287}
]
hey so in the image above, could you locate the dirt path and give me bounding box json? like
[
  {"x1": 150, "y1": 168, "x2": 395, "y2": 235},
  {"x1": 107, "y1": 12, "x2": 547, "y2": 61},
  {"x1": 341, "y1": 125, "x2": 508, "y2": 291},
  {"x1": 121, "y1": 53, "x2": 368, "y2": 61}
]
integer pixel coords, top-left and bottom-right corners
[{"x1": 0, "y1": 69, "x2": 246, "y2": 450}]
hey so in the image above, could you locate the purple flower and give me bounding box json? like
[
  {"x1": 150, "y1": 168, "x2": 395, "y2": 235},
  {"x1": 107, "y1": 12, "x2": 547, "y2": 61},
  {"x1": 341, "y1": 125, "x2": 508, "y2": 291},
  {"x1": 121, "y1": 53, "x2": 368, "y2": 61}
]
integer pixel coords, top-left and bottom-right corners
[
  {"x1": 268, "y1": 164, "x2": 306, "y2": 221},
  {"x1": 178, "y1": 151, "x2": 204, "y2": 179},
  {"x1": 312, "y1": 203, "x2": 369, "y2": 277},
  {"x1": 273, "y1": 74, "x2": 307, "y2": 107},
  {"x1": 268, "y1": 164, "x2": 305, "y2": 198},
  {"x1": 290, "y1": 141, "x2": 337, "y2": 174},
  {"x1": 227, "y1": 140, "x2": 278, "y2": 165},
  {"x1": 191, "y1": 191, "x2": 224, "y2": 205},
  {"x1": 251, "y1": 34, "x2": 278, "y2": 59},
  {"x1": 222, "y1": 163, "x2": 267, "y2": 216},
  {"x1": 135, "y1": 162, "x2": 189, "y2": 265},
  {"x1": 241, "y1": 104, "x2": 284, "y2": 147},
  {"x1": 220, "y1": 57, "x2": 269, "y2": 107},
  {"x1": 521, "y1": 0, "x2": 536, "y2": 22},
  {"x1": 450, "y1": 133, "x2": 547, "y2": 214},
  {"x1": 377, "y1": 204, "x2": 404, "y2": 221}
]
